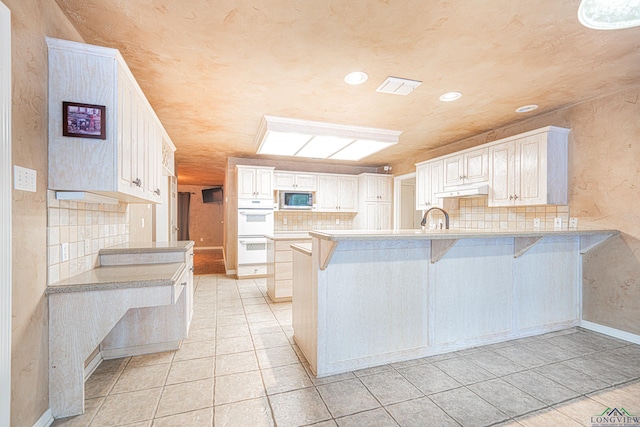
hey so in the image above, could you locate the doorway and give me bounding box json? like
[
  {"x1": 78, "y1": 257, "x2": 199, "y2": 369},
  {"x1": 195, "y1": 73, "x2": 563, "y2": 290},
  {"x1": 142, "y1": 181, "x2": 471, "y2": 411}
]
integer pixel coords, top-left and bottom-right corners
[
  {"x1": 1, "y1": 1, "x2": 12, "y2": 423},
  {"x1": 394, "y1": 173, "x2": 422, "y2": 230}
]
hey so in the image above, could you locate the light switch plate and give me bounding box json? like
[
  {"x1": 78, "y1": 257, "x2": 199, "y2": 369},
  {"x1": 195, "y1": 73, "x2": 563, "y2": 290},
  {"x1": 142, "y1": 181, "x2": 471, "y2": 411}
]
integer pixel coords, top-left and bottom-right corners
[
  {"x1": 14, "y1": 165, "x2": 37, "y2": 192},
  {"x1": 84, "y1": 239, "x2": 91, "y2": 255},
  {"x1": 60, "y1": 242, "x2": 69, "y2": 262},
  {"x1": 533, "y1": 218, "x2": 541, "y2": 228},
  {"x1": 336, "y1": 218, "x2": 340, "y2": 225},
  {"x1": 554, "y1": 217, "x2": 563, "y2": 229},
  {"x1": 569, "y1": 217, "x2": 578, "y2": 228}
]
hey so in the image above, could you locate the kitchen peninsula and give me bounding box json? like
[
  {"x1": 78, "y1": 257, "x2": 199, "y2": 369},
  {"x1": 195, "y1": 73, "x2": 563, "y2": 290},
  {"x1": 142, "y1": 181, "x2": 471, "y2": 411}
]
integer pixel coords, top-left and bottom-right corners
[{"x1": 293, "y1": 228, "x2": 618, "y2": 377}]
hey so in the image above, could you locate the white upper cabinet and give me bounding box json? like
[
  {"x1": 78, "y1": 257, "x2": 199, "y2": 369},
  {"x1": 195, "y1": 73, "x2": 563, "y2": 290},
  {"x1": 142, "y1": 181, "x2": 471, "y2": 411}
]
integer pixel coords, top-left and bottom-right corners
[
  {"x1": 316, "y1": 175, "x2": 358, "y2": 212},
  {"x1": 488, "y1": 127, "x2": 569, "y2": 207},
  {"x1": 273, "y1": 172, "x2": 317, "y2": 191},
  {"x1": 47, "y1": 37, "x2": 171, "y2": 203},
  {"x1": 360, "y1": 174, "x2": 392, "y2": 202},
  {"x1": 237, "y1": 166, "x2": 274, "y2": 200},
  {"x1": 443, "y1": 147, "x2": 488, "y2": 188},
  {"x1": 416, "y1": 160, "x2": 444, "y2": 210}
]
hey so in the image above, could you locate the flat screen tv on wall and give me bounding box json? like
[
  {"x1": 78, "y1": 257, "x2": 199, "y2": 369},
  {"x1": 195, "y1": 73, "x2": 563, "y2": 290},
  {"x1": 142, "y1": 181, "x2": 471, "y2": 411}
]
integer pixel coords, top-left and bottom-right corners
[{"x1": 202, "y1": 187, "x2": 223, "y2": 203}]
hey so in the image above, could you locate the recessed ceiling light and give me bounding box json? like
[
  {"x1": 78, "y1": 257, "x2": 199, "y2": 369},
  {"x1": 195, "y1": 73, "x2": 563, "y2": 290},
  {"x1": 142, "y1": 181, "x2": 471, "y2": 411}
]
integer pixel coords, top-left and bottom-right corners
[
  {"x1": 344, "y1": 71, "x2": 368, "y2": 85},
  {"x1": 578, "y1": 0, "x2": 640, "y2": 30},
  {"x1": 515, "y1": 104, "x2": 539, "y2": 113},
  {"x1": 439, "y1": 91, "x2": 462, "y2": 102}
]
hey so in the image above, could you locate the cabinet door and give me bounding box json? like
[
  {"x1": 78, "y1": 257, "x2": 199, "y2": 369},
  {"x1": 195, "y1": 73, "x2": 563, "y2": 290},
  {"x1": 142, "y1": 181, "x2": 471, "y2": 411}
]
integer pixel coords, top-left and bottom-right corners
[
  {"x1": 294, "y1": 174, "x2": 317, "y2": 191},
  {"x1": 237, "y1": 167, "x2": 257, "y2": 199},
  {"x1": 488, "y1": 141, "x2": 515, "y2": 207},
  {"x1": 133, "y1": 96, "x2": 146, "y2": 196},
  {"x1": 255, "y1": 168, "x2": 273, "y2": 199},
  {"x1": 378, "y1": 176, "x2": 392, "y2": 201},
  {"x1": 338, "y1": 176, "x2": 358, "y2": 211},
  {"x1": 316, "y1": 175, "x2": 339, "y2": 211},
  {"x1": 416, "y1": 165, "x2": 431, "y2": 210},
  {"x1": 117, "y1": 76, "x2": 134, "y2": 193},
  {"x1": 378, "y1": 203, "x2": 391, "y2": 230},
  {"x1": 464, "y1": 147, "x2": 489, "y2": 184},
  {"x1": 516, "y1": 134, "x2": 545, "y2": 205},
  {"x1": 273, "y1": 172, "x2": 296, "y2": 190},
  {"x1": 363, "y1": 176, "x2": 379, "y2": 201},
  {"x1": 443, "y1": 155, "x2": 464, "y2": 187},
  {"x1": 430, "y1": 160, "x2": 445, "y2": 209}
]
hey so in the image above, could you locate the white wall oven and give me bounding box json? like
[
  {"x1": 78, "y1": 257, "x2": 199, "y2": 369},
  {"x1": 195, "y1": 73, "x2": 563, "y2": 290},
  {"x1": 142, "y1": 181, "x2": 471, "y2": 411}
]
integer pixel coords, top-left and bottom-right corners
[{"x1": 237, "y1": 199, "x2": 273, "y2": 274}]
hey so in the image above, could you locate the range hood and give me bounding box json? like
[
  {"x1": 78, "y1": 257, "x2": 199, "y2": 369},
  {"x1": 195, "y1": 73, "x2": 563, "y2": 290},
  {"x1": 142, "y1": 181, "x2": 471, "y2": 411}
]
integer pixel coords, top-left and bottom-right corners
[{"x1": 434, "y1": 184, "x2": 489, "y2": 198}]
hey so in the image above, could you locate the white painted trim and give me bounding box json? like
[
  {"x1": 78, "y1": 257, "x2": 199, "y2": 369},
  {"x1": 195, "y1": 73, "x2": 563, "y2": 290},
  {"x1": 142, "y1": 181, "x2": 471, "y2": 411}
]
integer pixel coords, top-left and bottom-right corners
[
  {"x1": 84, "y1": 351, "x2": 103, "y2": 380},
  {"x1": 580, "y1": 320, "x2": 640, "y2": 345},
  {"x1": 100, "y1": 341, "x2": 181, "y2": 360},
  {"x1": 32, "y1": 409, "x2": 54, "y2": 427},
  {"x1": 393, "y1": 172, "x2": 416, "y2": 230},
  {"x1": 0, "y1": 3, "x2": 12, "y2": 426},
  {"x1": 193, "y1": 246, "x2": 223, "y2": 251}
]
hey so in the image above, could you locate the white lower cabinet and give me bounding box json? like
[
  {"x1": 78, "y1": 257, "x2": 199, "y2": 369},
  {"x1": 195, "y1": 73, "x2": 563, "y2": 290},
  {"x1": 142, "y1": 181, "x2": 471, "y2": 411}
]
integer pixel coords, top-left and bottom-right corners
[
  {"x1": 356, "y1": 202, "x2": 391, "y2": 230},
  {"x1": 266, "y1": 238, "x2": 311, "y2": 302}
]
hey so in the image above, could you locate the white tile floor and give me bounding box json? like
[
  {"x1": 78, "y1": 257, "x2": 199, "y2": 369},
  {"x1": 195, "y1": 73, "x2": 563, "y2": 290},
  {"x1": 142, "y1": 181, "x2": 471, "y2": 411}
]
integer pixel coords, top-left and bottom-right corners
[{"x1": 53, "y1": 274, "x2": 640, "y2": 426}]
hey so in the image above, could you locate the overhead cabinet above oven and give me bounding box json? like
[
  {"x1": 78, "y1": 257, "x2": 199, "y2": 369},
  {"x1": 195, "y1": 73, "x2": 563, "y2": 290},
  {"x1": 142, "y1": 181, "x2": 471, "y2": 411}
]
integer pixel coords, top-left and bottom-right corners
[{"x1": 237, "y1": 166, "x2": 274, "y2": 200}]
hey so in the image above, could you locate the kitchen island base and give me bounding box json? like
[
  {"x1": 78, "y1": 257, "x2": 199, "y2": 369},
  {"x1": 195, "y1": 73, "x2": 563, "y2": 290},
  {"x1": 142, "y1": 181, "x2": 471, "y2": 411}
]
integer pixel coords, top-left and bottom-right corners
[{"x1": 294, "y1": 230, "x2": 616, "y2": 377}]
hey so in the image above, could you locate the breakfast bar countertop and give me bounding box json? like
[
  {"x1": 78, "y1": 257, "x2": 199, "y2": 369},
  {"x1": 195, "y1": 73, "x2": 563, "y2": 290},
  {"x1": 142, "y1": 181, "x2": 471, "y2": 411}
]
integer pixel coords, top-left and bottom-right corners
[{"x1": 309, "y1": 227, "x2": 620, "y2": 242}]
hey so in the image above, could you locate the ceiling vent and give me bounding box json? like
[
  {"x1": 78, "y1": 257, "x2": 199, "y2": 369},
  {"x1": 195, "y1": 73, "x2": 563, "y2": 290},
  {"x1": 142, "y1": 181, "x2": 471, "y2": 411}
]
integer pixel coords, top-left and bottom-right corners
[{"x1": 376, "y1": 76, "x2": 422, "y2": 96}]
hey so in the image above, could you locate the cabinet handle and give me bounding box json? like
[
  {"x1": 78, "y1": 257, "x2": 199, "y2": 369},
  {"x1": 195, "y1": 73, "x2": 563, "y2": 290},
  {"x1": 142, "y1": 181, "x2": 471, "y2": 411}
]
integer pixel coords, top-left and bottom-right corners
[
  {"x1": 154, "y1": 188, "x2": 161, "y2": 195},
  {"x1": 133, "y1": 178, "x2": 142, "y2": 187},
  {"x1": 514, "y1": 195, "x2": 519, "y2": 200},
  {"x1": 190, "y1": 267, "x2": 194, "y2": 272},
  {"x1": 181, "y1": 281, "x2": 187, "y2": 287},
  {"x1": 509, "y1": 195, "x2": 513, "y2": 200}
]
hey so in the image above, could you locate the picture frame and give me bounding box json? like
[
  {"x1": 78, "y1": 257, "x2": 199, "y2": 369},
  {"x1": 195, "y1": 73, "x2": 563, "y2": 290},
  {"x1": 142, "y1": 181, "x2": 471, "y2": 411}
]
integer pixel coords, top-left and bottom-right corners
[{"x1": 62, "y1": 101, "x2": 106, "y2": 139}]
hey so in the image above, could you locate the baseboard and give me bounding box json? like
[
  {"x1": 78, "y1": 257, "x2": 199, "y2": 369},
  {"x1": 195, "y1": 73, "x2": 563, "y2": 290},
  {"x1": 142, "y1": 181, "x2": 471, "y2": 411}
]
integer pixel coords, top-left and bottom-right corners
[
  {"x1": 193, "y1": 246, "x2": 223, "y2": 251},
  {"x1": 32, "y1": 409, "x2": 53, "y2": 427},
  {"x1": 580, "y1": 320, "x2": 640, "y2": 345},
  {"x1": 101, "y1": 341, "x2": 181, "y2": 360},
  {"x1": 84, "y1": 350, "x2": 103, "y2": 380}
]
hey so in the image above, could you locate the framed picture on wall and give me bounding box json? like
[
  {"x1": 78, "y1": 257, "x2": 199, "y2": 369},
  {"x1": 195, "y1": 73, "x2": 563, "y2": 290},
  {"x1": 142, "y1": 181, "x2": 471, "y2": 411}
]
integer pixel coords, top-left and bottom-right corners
[{"x1": 62, "y1": 101, "x2": 106, "y2": 139}]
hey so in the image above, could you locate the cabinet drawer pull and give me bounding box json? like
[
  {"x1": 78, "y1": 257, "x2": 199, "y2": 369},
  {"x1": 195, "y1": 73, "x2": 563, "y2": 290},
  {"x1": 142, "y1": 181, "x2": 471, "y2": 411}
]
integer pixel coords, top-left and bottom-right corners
[
  {"x1": 181, "y1": 281, "x2": 187, "y2": 287},
  {"x1": 154, "y1": 188, "x2": 161, "y2": 195},
  {"x1": 133, "y1": 178, "x2": 142, "y2": 187}
]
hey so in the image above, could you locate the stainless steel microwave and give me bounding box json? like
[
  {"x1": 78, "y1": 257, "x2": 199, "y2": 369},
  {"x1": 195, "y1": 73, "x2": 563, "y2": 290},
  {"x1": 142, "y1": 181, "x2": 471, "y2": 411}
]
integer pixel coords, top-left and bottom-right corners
[{"x1": 279, "y1": 191, "x2": 314, "y2": 210}]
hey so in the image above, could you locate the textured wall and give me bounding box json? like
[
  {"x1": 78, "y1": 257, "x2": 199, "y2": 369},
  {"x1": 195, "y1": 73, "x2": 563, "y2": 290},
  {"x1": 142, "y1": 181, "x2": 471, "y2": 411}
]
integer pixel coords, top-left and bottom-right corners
[
  {"x1": 178, "y1": 184, "x2": 224, "y2": 247},
  {"x1": 7, "y1": 0, "x2": 84, "y2": 425},
  {"x1": 393, "y1": 87, "x2": 640, "y2": 336}
]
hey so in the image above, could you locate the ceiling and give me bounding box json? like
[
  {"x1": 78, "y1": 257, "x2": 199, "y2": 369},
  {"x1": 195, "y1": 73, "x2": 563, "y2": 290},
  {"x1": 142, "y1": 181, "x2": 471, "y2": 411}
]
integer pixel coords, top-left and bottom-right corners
[{"x1": 54, "y1": 0, "x2": 640, "y2": 185}]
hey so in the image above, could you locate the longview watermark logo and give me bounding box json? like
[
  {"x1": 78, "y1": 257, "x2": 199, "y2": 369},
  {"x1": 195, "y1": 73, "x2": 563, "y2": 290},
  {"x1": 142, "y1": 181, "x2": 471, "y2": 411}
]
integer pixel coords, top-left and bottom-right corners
[{"x1": 591, "y1": 407, "x2": 640, "y2": 427}]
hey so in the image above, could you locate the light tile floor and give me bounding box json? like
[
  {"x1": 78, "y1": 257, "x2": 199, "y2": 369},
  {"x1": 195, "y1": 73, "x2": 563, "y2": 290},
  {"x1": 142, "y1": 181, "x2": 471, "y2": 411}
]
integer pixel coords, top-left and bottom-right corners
[{"x1": 53, "y1": 274, "x2": 640, "y2": 427}]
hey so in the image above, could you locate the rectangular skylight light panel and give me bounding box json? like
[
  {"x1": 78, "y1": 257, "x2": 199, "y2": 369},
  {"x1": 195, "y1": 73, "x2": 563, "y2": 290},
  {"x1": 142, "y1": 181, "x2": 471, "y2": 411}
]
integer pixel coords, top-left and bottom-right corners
[
  {"x1": 330, "y1": 139, "x2": 396, "y2": 161},
  {"x1": 295, "y1": 135, "x2": 353, "y2": 159},
  {"x1": 257, "y1": 130, "x2": 311, "y2": 156}
]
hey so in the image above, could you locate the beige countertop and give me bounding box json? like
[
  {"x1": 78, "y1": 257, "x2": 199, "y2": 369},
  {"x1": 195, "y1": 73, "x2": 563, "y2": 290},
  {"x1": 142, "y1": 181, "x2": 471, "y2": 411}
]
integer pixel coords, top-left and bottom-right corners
[
  {"x1": 265, "y1": 233, "x2": 311, "y2": 240},
  {"x1": 99, "y1": 240, "x2": 194, "y2": 255},
  {"x1": 47, "y1": 262, "x2": 185, "y2": 294},
  {"x1": 309, "y1": 227, "x2": 620, "y2": 242},
  {"x1": 291, "y1": 242, "x2": 312, "y2": 255}
]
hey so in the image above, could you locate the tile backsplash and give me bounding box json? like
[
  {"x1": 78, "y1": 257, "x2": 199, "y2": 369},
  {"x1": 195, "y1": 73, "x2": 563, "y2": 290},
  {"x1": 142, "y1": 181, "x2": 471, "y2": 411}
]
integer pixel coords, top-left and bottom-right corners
[
  {"x1": 47, "y1": 190, "x2": 129, "y2": 285},
  {"x1": 274, "y1": 211, "x2": 355, "y2": 231},
  {"x1": 425, "y1": 197, "x2": 570, "y2": 230}
]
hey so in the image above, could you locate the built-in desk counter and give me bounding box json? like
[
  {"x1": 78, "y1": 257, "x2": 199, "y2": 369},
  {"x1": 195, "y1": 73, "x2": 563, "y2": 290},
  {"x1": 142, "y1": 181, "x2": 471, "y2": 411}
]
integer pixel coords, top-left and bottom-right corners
[
  {"x1": 47, "y1": 241, "x2": 194, "y2": 419},
  {"x1": 294, "y1": 228, "x2": 618, "y2": 377}
]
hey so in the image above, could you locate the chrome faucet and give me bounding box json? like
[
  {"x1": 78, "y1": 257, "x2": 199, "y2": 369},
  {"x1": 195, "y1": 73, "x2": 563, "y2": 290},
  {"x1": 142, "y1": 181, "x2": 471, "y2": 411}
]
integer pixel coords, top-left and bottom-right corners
[{"x1": 421, "y1": 207, "x2": 450, "y2": 229}]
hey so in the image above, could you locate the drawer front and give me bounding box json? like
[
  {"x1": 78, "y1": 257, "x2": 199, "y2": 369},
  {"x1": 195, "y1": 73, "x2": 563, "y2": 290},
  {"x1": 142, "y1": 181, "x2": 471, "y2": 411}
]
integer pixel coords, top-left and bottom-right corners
[
  {"x1": 275, "y1": 262, "x2": 293, "y2": 280},
  {"x1": 172, "y1": 266, "x2": 188, "y2": 303},
  {"x1": 275, "y1": 250, "x2": 293, "y2": 263},
  {"x1": 238, "y1": 264, "x2": 267, "y2": 277},
  {"x1": 275, "y1": 279, "x2": 292, "y2": 298}
]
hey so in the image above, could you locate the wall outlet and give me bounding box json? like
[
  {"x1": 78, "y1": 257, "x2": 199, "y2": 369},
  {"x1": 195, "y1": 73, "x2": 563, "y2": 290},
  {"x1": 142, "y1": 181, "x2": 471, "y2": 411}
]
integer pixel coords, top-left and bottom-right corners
[
  {"x1": 141, "y1": 218, "x2": 145, "y2": 228},
  {"x1": 554, "y1": 217, "x2": 563, "y2": 229},
  {"x1": 200, "y1": 238, "x2": 203, "y2": 242},
  {"x1": 60, "y1": 242, "x2": 69, "y2": 262},
  {"x1": 569, "y1": 217, "x2": 579, "y2": 228},
  {"x1": 14, "y1": 165, "x2": 37, "y2": 192},
  {"x1": 283, "y1": 218, "x2": 287, "y2": 225},
  {"x1": 84, "y1": 239, "x2": 91, "y2": 255},
  {"x1": 335, "y1": 218, "x2": 340, "y2": 225},
  {"x1": 533, "y1": 218, "x2": 541, "y2": 228}
]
